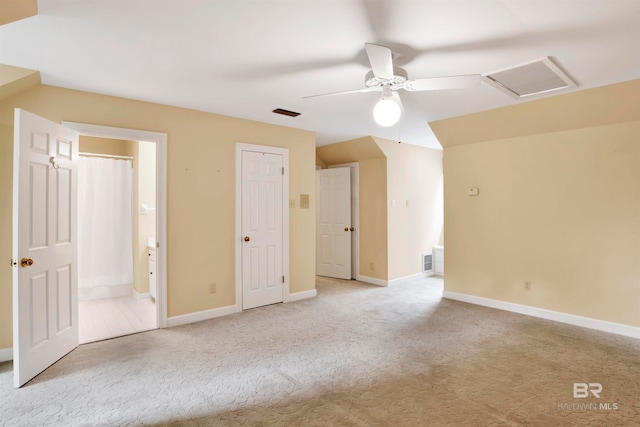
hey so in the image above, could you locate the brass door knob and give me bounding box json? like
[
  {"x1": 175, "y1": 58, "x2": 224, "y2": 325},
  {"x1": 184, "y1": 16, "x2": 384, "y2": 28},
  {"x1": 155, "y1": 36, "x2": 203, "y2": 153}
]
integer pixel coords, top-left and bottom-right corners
[
  {"x1": 21, "y1": 258, "x2": 34, "y2": 268},
  {"x1": 350, "y1": 227, "x2": 355, "y2": 231},
  {"x1": 244, "y1": 236, "x2": 250, "y2": 242},
  {"x1": 344, "y1": 227, "x2": 348, "y2": 232}
]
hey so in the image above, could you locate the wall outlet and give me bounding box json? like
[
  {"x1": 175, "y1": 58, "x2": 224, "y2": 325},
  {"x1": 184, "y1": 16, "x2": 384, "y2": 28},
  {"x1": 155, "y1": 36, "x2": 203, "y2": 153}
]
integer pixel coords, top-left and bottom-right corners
[
  {"x1": 210, "y1": 283, "x2": 217, "y2": 294},
  {"x1": 524, "y1": 281, "x2": 531, "y2": 291}
]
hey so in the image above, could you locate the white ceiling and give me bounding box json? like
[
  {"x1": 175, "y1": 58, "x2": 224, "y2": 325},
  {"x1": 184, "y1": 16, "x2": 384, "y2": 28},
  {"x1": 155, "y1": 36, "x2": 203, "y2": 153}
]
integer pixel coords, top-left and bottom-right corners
[{"x1": 1, "y1": 0, "x2": 639, "y2": 149}]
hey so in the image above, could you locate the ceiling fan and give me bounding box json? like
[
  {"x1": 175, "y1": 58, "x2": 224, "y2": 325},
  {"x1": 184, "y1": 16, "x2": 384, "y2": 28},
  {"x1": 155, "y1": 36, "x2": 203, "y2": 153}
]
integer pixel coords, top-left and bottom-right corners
[{"x1": 304, "y1": 43, "x2": 481, "y2": 127}]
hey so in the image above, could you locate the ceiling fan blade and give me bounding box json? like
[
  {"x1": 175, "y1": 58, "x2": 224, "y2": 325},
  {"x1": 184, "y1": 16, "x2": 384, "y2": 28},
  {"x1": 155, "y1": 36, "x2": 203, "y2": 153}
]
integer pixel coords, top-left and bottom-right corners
[
  {"x1": 404, "y1": 74, "x2": 481, "y2": 91},
  {"x1": 365, "y1": 43, "x2": 394, "y2": 80},
  {"x1": 303, "y1": 87, "x2": 377, "y2": 99}
]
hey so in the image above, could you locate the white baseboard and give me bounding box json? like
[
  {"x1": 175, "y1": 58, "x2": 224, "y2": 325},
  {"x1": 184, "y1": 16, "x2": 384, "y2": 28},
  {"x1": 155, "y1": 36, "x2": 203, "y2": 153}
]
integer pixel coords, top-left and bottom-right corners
[
  {"x1": 133, "y1": 289, "x2": 151, "y2": 301},
  {"x1": 357, "y1": 275, "x2": 388, "y2": 287},
  {"x1": 167, "y1": 305, "x2": 237, "y2": 328},
  {"x1": 0, "y1": 347, "x2": 13, "y2": 362},
  {"x1": 443, "y1": 291, "x2": 640, "y2": 340},
  {"x1": 288, "y1": 289, "x2": 317, "y2": 302},
  {"x1": 169, "y1": 290, "x2": 317, "y2": 327},
  {"x1": 388, "y1": 272, "x2": 428, "y2": 286}
]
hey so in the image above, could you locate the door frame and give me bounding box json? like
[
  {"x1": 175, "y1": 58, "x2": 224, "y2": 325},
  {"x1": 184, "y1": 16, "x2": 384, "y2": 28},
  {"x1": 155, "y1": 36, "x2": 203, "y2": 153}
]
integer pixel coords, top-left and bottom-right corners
[
  {"x1": 329, "y1": 162, "x2": 360, "y2": 281},
  {"x1": 62, "y1": 121, "x2": 168, "y2": 328},
  {"x1": 235, "y1": 143, "x2": 289, "y2": 311}
]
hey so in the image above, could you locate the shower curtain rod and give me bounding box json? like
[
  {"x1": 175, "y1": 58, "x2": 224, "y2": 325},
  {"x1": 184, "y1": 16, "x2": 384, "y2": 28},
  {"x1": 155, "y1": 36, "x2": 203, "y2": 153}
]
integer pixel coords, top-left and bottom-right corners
[{"x1": 78, "y1": 152, "x2": 134, "y2": 160}]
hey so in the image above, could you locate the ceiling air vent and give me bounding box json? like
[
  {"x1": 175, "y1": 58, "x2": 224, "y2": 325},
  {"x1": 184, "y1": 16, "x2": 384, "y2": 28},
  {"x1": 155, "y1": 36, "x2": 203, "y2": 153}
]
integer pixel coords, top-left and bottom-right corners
[
  {"x1": 272, "y1": 108, "x2": 301, "y2": 117},
  {"x1": 483, "y1": 57, "x2": 577, "y2": 99}
]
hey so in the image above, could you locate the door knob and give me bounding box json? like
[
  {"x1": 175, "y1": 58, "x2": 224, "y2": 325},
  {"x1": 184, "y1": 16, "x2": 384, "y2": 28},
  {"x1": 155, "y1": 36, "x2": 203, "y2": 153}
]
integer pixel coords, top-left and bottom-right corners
[
  {"x1": 21, "y1": 258, "x2": 34, "y2": 268},
  {"x1": 344, "y1": 227, "x2": 349, "y2": 232},
  {"x1": 244, "y1": 236, "x2": 250, "y2": 242},
  {"x1": 350, "y1": 227, "x2": 355, "y2": 231}
]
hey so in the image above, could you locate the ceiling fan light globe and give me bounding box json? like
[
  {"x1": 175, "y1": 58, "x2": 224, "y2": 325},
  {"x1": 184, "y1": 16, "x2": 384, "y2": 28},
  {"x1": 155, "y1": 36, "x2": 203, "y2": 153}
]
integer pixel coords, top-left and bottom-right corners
[{"x1": 373, "y1": 98, "x2": 401, "y2": 127}]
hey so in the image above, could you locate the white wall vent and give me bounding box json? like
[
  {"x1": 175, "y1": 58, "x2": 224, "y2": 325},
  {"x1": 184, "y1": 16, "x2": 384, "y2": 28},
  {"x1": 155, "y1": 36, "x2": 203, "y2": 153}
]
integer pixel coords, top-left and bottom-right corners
[
  {"x1": 422, "y1": 253, "x2": 433, "y2": 273},
  {"x1": 483, "y1": 57, "x2": 577, "y2": 99}
]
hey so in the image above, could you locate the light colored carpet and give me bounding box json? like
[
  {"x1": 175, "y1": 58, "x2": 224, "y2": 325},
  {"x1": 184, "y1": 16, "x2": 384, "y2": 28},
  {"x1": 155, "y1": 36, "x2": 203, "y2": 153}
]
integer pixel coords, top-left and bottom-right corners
[{"x1": 0, "y1": 276, "x2": 638, "y2": 426}]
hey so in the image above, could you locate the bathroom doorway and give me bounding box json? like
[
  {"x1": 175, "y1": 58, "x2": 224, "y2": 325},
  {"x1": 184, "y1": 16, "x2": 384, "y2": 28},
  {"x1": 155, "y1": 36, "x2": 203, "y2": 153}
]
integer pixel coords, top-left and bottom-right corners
[
  {"x1": 61, "y1": 121, "x2": 168, "y2": 343},
  {"x1": 77, "y1": 136, "x2": 158, "y2": 344}
]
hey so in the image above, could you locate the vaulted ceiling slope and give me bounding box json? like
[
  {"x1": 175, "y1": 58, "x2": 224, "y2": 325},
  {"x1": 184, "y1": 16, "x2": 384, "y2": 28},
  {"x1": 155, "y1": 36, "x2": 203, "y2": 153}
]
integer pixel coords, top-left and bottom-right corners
[
  {"x1": 431, "y1": 79, "x2": 640, "y2": 147},
  {"x1": 1, "y1": 0, "x2": 639, "y2": 149}
]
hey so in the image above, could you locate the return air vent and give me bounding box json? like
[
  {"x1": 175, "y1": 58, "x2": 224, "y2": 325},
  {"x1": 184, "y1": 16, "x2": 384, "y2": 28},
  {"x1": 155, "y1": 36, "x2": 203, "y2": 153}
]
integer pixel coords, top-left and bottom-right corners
[
  {"x1": 483, "y1": 57, "x2": 577, "y2": 99},
  {"x1": 272, "y1": 108, "x2": 301, "y2": 117},
  {"x1": 422, "y1": 253, "x2": 433, "y2": 273}
]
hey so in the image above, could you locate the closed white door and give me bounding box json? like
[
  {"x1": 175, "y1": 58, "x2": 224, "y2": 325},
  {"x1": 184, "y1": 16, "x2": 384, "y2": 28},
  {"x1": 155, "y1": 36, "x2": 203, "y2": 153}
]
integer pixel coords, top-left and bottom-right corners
[
  {"x1": 13, "y1": 109, "x2": 79, "y2": 387},
  {"x1": 241, "y1": 150, "x2": 284, "y2": 309},
  {"x1": 316, "y1": 167, "x2": 351, "y2": 279}
]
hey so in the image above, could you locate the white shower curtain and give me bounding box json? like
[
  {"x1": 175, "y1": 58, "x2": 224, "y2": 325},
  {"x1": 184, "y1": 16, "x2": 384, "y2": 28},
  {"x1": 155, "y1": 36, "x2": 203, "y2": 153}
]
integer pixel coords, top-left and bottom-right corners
[{"x1": 78, "y1": 156, "x2": 134, "y2": 300}]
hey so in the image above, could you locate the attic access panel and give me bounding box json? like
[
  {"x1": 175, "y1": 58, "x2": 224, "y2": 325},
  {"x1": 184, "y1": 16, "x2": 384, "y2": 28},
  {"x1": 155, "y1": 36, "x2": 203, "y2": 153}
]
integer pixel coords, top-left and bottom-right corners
[{"x1": 484, "y1": 57, "x2": 577, "y2": 99}]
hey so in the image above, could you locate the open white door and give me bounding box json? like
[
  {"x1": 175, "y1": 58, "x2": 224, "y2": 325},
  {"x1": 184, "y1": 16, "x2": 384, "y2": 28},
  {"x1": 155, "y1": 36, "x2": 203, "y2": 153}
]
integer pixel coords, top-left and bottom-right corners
[
  {"x1": 241, "y1": 150, "x2": 284, "y2": 309},
  {"x1": 13, "y1": 109, "x2": 79, "y2": 387},
  {"x1": 316, "y1": 167, "x2": 351, "y2": 279}
]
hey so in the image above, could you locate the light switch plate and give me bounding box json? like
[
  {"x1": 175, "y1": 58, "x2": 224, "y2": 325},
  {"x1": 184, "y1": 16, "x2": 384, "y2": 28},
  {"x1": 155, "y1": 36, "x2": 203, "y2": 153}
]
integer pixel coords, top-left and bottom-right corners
[
  {"x1": 300, "y1": 194, "x2": 309, "y2": 209},
  {"x1": 467, "y1": 187, "x2": 479, "y2": 196}
]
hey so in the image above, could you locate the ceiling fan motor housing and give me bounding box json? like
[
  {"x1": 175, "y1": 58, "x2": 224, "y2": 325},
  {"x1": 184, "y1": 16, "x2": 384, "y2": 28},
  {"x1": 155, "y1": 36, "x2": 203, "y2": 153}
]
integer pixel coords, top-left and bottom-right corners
[{"x1": 365, "y1": 68, "x2": 408, "y2": 89}]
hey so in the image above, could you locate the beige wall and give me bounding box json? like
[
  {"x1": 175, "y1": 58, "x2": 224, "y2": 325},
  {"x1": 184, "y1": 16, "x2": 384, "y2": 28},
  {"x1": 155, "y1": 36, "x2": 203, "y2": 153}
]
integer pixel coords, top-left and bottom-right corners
[
  {"x1": 0, "y1": 64, "x2": 40, "y2": 102},
  {"x1": 79, "y1": 136, "x2": 133, "y2": 157},
  {"x1": 0, "y1": 0, "x2": 38, "y2": 25},
  {"x1": 358, "y1": 158, "x2": 388, "y2": 280},
  {"x1": 315, "y1": 153, "x2": 327, "y2": 169},
  {"x1": 432, "y1": 80, "x2": 640, "y2": 328},
  {"x1": 0, "y1": 84, "x2": 316, "y2": 349}
]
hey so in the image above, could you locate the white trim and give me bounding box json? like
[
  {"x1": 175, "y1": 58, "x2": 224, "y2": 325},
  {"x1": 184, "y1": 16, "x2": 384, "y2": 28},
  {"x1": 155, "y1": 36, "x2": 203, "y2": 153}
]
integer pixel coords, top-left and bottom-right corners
[
  {"x1": 167, "y1": 305, "x2": 236, "y2": 328},
  {"x1": 288, "y1": 289, "x2": 317, "y2": 302},
  {"x1": 329, "y1": 162, "x2": 360, "y2": 281},
  {"x1": 443, "y1": 291, "x2": 640, "y2": 340},
  {"x1": 78, "y1": 152, "x2": 134, "y2": 160},
  {"x1": 358, "y1": 275, "x2": 388, "y2": 287},
  {"x1": 0, "y1": 347, "x2": 12, "y2": 362},
  {"x1": 235, "y1": 143, "x2": 290, "y2": 311},
  {"x1": 133, "y1": 289, "x2": 151, "y2": 301},
  {"x1": 388, "y1": 272, "x2": 427, "y2": 286},
  {"x1": 62, "y1": 121, "x2": 168, "y2": 328}
]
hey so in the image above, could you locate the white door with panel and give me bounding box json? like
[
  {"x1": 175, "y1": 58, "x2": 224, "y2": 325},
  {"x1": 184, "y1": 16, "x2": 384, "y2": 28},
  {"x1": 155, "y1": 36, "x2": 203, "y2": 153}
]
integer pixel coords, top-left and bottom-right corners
[
  {"x1": 241, "y1": 150, "x2": 284, "y2": 309},
  {"x1": 13, "y1": 109, "x2": 79, "y2": 387},
  {"x1": 316, "y1": 167, "x2": 352, "y2": 279}
]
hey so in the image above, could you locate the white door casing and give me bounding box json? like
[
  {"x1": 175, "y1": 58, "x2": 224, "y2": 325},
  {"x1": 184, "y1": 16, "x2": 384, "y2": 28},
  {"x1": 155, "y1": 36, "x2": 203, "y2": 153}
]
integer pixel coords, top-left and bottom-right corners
[
  {"x1": 62, "y1": 121, "x2": 168, "y2": 328},
  {"x1": 316, "y1": 167, "x2": 352, "y2": 279},
  {"x1": 13, "y1": 109, "x2": 79, "y2": 387},
  {"x1": 239, "y1": 148, "x2": 286, "y2": 310}
]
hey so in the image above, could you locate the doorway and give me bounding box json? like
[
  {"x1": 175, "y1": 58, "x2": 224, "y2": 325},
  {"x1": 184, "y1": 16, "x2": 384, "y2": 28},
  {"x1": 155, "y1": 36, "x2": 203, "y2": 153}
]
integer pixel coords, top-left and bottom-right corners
[
  {"x1": 63, "y1": 121, "x2": 168, "y2": 329},
  {"x1": 76, "y1": 136, "x2": 157, "y2": 344}
]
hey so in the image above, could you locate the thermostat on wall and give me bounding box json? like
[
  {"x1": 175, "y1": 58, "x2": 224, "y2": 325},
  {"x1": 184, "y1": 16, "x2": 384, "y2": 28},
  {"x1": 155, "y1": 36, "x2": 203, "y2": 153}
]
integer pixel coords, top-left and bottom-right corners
[{"x1": 467, "y1": 187, "x2": 479, "y2": 196}]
